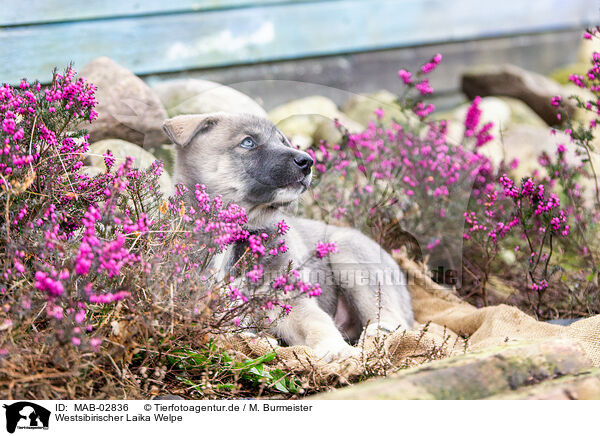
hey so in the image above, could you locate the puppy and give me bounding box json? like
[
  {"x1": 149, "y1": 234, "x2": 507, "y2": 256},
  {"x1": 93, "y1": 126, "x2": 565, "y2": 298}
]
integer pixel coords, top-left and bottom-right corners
[{"x1": 162, "y1": 112, "x2": 414, "y2": 361}]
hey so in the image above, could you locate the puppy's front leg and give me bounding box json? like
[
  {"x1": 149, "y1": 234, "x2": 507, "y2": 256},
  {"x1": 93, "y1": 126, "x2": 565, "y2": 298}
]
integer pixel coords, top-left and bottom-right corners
[{"x1": 272, "y1": 298, "x2": 361, "y2": 363}]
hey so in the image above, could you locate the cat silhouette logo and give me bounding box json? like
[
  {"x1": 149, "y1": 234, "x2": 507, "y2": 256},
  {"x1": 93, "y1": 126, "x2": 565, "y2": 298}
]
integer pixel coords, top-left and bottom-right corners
[{"x1": 2, "y1": 402, "x2": 50, "y2": 433}]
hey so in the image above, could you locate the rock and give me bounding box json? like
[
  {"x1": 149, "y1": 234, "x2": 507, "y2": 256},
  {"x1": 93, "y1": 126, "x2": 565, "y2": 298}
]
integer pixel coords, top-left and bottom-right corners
[
  {"x1": 80, "y1": 57, "x2": 168, "y2": 149},
  {"x1": 577, "y1": 36, "x2": 600, "y2": 64},
  {"x1": 268, "y1": 96, "x2": 363, "y2": 148},
  {"x1": 461, "y1": 64, "x2": 576, "y2": 125},
  {"x1": 435, "y1": 97, "x2": 545, "y2": 151},
  {"x1": 446, "y1": 97, "x2": 512, "y2": 134},
  {"x1": 486, "y1": 369, "x2": 600, "y2": 399},
  {"x1": 433, "y1": 97, "x2": 511, "y2": 165},
  {"x1": 562, "y1": 83, "x2": 597, "y2": 125},
  {"x1": 86, "y1": 139, "x2": 173, "y2": 196},
  {"x1": 499, "y1": 97, "x2": 547, "y2": 128},
  {"x1": 152, "y1": 394, "x2": 184, "y2": 400},
  {"x1": 269, "y1": 96, "x2": 339, "y2": 125},
  {"x1": 152, "y1": 79, "x2": 267, "y2": 118},
  {"x1": 341, "y1": 90, "x2": 406, "y2": 126},
  {"x1": 312, "y1": 114, "x2": 364, "y2": 145},
  {"x1": 499, "y1": 124, "x2": 574, "y2": 179},
  {"x1": 147, "y1": 144, "x2": 176, "y2": 177},
  {"x1": 81, "y1": 166, "x2": 103, "y2": 178},
  {"x1": 549, "y1": 62, "x2": 589, "y2": 85},
  {"x1": 546, "y1": 318, "x2": 583, "y2": 327},
  {"x1": 315, "y1": 340, "x2": 591, "y2": 399}
]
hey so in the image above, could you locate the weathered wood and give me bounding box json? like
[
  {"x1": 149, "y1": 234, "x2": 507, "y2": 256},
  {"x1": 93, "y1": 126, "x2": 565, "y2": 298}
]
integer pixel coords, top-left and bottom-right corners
[
  {"x1": 314, "y1": 340, "x2": 592, "y2": 399},
  {"x1": 1, "y1": 0, "x2": 596, "y2": 85},
  {"x1": 0, "y1": 0, "x2": 316, "y2": 26}
]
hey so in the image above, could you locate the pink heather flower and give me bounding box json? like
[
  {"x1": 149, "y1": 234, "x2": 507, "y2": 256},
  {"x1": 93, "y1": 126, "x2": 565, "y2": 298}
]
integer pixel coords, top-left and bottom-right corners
[
  {"x1": 14, "y1": 260, "x2": 24, "y2": 274},
  {"x1": 246, "y1": 264, "x2": 264, "y2": 283},
  {"x1": 398, "y1": 69, "x2": 412, "y2": 84},
  {"x1": 88, "y1": 291, "x2": 130, "y2": 304},
  {"x1": 315, "y1": 241, "x2": 338, "y2": 258},
  {"x1": 277, "y1": 220, "x2": 290, "y2": 235},
  {"x1": 248, "y1": 234, "x2": 266, "y2": 256},
  {"x1": 103, "y1": 150, "x2": 115, "y2": 170},
  {"x1": 273, "y1": 275, "x2": 288, "y2": 289},
  {"x1": 90, "y1": 338, "x2": 102, "y2": 350},
  {"x1": 415, "y1": 80, "x2": 434, "y2": 95},
  {"x1": 278, "y1": 240, "x2": 288, "y2": 253},
  {"x1": 551, "y1": 95, "x2": 562, "y2": 107},
  {"x1": 569, "y1": 74, "x2": 586, "y2": 88},
  {"x1": 280, "y1": 304, "x2": 292, "y2": 314},
  {"x1": 464, "y1": 96, "x2": 482, "y2": 136},
  {"x1": 75, "y1": 310, "x2": 86, "y2": 323},
  {"x1": 421, "y1": 53, "x2": 442, "y2": 74},
  {"x1": 374, "y1": 108, "x2": 385, "y2": 119},
  {"x1": 413, "y1": 102, "x2": 435, "y2": 118},
  {"x1": 556, "y1": 144, "x2": 566, "y2": 154},
  {"x1": 34, "y1": 271, "x2": 64, "y2": 296},
  {"x1": 475, "y1": 122, "x2": 494, "y2": 147}
]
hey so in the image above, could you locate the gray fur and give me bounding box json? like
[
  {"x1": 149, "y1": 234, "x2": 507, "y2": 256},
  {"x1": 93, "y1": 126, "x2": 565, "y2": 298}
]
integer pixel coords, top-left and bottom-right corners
[{"x1": 163, "y1": 112, "x2": 414, "y2": 362}]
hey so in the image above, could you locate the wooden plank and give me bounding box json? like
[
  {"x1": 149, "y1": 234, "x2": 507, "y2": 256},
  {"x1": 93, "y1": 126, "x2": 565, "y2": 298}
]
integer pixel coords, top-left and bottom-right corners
[
  {"x1": 1, "y1": 0, "x2": 597, "y2": 85},
  {"x1": 0, "y1": 0, "x2": 319, "y2": 26}
]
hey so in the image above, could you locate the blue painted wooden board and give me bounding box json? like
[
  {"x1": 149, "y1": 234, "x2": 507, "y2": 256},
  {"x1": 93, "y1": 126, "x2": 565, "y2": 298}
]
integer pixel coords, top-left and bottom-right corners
[
  {"x1": 1, "y1": 0, "x2": 598, "y2": 85},
  {"x1": 1, "y1": 0, "x2": 320, "y2": 26}
]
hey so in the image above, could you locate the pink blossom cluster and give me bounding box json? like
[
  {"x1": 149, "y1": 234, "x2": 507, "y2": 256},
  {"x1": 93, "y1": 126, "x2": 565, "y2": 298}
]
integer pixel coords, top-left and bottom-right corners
[
  {"x1": 464, "y1": 96, "x2": 494, "y2": 147},
  {"x1": 272, "y1": 270, "x2": 323, "y2": 298},
  {"x1": 315, "y1": 241, "x2": 339, "y2": 258}
]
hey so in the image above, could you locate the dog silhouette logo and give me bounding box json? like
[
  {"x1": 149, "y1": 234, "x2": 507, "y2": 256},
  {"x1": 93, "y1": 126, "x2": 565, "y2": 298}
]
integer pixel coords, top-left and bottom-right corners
[{"x1": 3, "y1": 402, "x2": 50, "y2": 433}]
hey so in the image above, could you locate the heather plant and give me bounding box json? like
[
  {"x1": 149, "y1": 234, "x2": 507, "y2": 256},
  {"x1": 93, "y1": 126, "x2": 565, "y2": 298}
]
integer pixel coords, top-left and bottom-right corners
[
  {"x1": 0, "y1": 67, "x2": 334, "y2": 399},
  {"x1": 305, "y1": 43, "x2": 600, "y2": 317},
  {"x1": 463, "y1": 175, "x2": 570, "y2": 309},
  {"x1": 306, "y1": 54, "x2": 495, "y2": 282},
  {"x1": 461, "y1": 28, "x2": 600, "y2": 313}
]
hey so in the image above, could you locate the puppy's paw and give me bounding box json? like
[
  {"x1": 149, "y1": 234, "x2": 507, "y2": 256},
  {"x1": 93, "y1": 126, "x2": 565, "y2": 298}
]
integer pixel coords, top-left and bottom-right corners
[
  {"x1": 239, "y1": 331, "x2": 279, "y2": 348},
  {"x1": 312, "y1": 339, "x2": 362, "y2": 363}
]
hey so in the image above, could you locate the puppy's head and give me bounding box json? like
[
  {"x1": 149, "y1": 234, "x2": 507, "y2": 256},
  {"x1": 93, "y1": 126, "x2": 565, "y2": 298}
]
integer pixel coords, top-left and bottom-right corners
[{"x1": 163, "y1": 112, "x2": 313, "y2": 222}]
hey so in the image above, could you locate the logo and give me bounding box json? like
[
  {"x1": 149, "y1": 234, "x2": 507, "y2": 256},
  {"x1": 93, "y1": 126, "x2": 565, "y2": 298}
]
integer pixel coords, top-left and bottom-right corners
[{"x1": 3, "y1": 402, "x2": 50, "y2": 434}]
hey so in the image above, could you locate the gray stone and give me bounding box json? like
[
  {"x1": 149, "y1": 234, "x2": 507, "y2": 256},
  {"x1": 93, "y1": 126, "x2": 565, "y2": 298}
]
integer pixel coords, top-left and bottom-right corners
[
  {"x1": 86, "y1": 139, "x2": 173, "y2": 196},
  {"x1": 152, "y1": 395, "x2": 184, "y2": 400},
  {"x1": 341, "y1": 90, "x2": 404, "y2": 126},
  {"x1": 152, "y1": 79, "x2": 267, "y2": 118},
  {"x1": 499, "y1": 97, "x2": 547, "y2": 128},
  {"x1": 577, "y1": 36, "x2": 600, "y2": 65},
  {"x1": 500, "y1": 125, "x2": 575, "y2": 180},
  {"x1": 314, "y1": 340, "x2": 592, "y2": 400},
  {"x1": 461, "y1": 64, "x2": 575, "y2": 125},
  {"x1": 486, "y1": 368, "x2": 600, "y2": 399},
  {"x1": 80, "y1": 57, "x2": 168, "y2": 149},
  {"x1": 546, "y1": 318, "x2": 583, "y2": 327},
  {"x1": 313, "y1": 115, "x2": 364, "y2": 145},
  {"x1": 147, "y1": 144, "x2": 176, "y2": 177},
  {"x1": 268, "y1": 96, "x2": 362, "y2": 147}
]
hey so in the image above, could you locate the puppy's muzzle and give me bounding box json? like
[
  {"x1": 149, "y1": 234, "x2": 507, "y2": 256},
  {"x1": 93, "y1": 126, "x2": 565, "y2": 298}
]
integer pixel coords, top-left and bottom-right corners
[{"x1": 293, "y1": 153, "x2": 313, "y2": 176}]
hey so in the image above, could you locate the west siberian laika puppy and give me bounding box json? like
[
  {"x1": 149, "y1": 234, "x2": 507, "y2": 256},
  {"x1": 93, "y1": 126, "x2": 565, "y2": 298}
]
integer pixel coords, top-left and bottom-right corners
[{"x1": 162, "y1": 112, "x2": 414, "y2": 361}]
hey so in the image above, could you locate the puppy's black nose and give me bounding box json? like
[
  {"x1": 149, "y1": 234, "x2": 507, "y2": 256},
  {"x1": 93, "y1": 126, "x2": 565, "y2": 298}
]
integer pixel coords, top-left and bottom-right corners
[{"x1": 293, "y1": 155, "x2": 313, "y2": 175}]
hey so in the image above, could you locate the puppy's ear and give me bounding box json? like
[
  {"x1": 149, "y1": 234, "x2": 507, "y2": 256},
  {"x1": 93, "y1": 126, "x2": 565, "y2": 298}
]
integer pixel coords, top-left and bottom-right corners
[{"x1": 162, "y1": 114, "x2": 220, "y2": 147}]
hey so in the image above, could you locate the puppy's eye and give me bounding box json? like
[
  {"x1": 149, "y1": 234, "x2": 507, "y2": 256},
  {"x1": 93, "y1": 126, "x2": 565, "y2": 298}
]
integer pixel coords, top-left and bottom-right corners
[{"x1": 240, "y1": 137, "x2": 257, "y2": 149}]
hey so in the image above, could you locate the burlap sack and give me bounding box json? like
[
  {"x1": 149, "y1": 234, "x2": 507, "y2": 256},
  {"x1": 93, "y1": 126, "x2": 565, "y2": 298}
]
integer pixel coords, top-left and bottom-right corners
[{"x1": 222, "y1": 253, "x2": 600, "y2": 381}]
